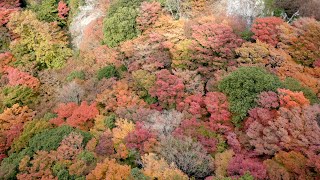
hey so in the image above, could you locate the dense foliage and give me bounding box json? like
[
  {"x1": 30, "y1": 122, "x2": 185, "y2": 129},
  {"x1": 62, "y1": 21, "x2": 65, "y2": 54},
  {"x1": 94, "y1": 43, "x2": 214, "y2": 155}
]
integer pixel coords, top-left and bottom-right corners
[
  {"x1": 218, "y1": 67, "x2": 282, "y2": 125},
  {"x1": 8, "y1": 11, "x2": 72, "y2": 70},
  {"x1": 0, "y1": 0, "x2": 319, "y2": 179},
  {"x1": 103, "y1": 0, "x2": 144, "y2": 47}
]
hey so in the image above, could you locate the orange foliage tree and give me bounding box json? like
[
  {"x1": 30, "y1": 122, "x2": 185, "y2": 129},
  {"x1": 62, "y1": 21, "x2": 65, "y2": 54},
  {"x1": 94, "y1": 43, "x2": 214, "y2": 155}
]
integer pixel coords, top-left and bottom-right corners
[
  {"x1": 50, "y1": 101, "x2": 99, "y2": 130},
  {"x1": 277, "y1": 88, "x2": 310, "y2": 108},
  {"x1": 86, "y1": 158, "x2": 131, "y2": 180},
  {"x1": 0, "y1": 52, "x2": 15, "y2": 73},
  {"x1": 278, "y1": 17, "x2": 320, "y2": 66},
  {"x1": 96, "y1": 81, "x2": 147, "y2": 112},
  {"x1": 17, "y1": 151, "x2": 57, "y2": 179},
  {"x1": 276, "y1": 58, "x2": 320, "y2": 95},
  {"x1": 0, "y1": 104, "x2": 36, "y2": 160},
  {"x1": 112, "y1": 118, "x2": 135, "y2": 159},
  {"x1": 0, "y1": 104, "x2": 36, "y2": 133},
  {"x1": 264, "y1": 151, "x2": 318, "y2": 179}
]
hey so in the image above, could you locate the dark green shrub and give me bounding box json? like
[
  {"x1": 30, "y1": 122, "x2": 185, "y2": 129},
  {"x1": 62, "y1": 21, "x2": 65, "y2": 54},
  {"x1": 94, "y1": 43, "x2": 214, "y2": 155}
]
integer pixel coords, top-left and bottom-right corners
[
  {"x1": 283, "y1": 77, "x2": 320, "y2": 104},
  {"x1": 0, "y1": 27, "x2": 10, "y2": 53},
  {"x1": 218, "y1": 67, "x2": 282, "y2": 125},
  {"x1": 0, "y1": 149, "x2": 32, "y2": 179},
  {"x1": 1, "y1": 85, "x2": 38, "y2": 109},
  {"x1": 103, "y1": 0, "x2": 146, "y2": 47},
  {"x1": 122, "y1": 150, "x2": 140, "y2": 168},
  {"x1": 104, "y1": 113, "x2": 117, "y2": 129},
  {"x1": 28, "y1": 125, "x2": 92, "y2": 152},
  {"x1": 43, "y1": 112, "x2": 58, "y2": 120},
  {"x1": 103, "y1": 7, "x2": 139, "y2": 47},
  {"x1": 97, "y1": 65, "x2": 118, "y2": 80},
  {"x1": 143, "y1": 94, "x2": 158, "y2": 105},
  {"x1": 9, "y1": 120, "x2": 52, "y2": 154},
  {"x1": 239, "y1": 173, "x2": 255, "y2": 180},
  {"x1": 0, "y1": 126, "x2": 92, "y2": 179},
  {"x1": 77, "y1": 151, "x2": 96, "y2": 164},
  {"x1": 52, "y1": 162, "x2": 70, "y2": 179},
  {"x1": 29, "y1": 0, "x2": 64, "y2": 24},
  {"x1": 66, "y1": 70, "x2": 85, "y2": 81},
  {"x1": 52, "y1": 162, "x2": 84, "y2": 180},
  {"x1": 131, "y1": 168, "x2": 150, "y2": 180},
  {"x1": 117, "y1": 64, "x2": 128, "y2": 78},
  {"x1": 107, "y1": 0, "x2": 144, "y2": 17},
  {"x1": 240, "y1": 29, "x2": 254, "y2": 41}
]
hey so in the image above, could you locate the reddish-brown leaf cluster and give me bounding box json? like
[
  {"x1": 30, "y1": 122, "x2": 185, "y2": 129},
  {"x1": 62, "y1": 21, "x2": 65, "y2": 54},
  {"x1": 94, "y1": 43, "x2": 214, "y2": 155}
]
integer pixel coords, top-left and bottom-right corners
[
  {"x1": 0, "y1": 104, "x2": 35, "y2": 161},
  {"x1": 120, "y1": 33, "x2": 172, "y2": 72},
  {"x1": 0, "y1": 0, "x2": 20, "y2": 26},
  {"x1": 57, "y1": 1, "x2": 69, "y2": 19},
  {"x1": 124, "y1": 122, "x2": 157, "y2": 154},
  {"x1": 137, "y1": 1, "x2": 162, "y2": 32},
  {"x1": 191, "y1": 22, "x2": 243, "y2": 75},
  {"x1": 50, "y1": 101, "x2": 99, "y2": 130},
  {"x1": 251, "y1": 17, "x2": 284, "y2": 47},
  {"x1": 227, "y1": 154, "x2": 267, "y2": 179},
  {"x1": 278, "y1": 17, "x2": 320, "y2": 66},
  {"x1": 3, "y1": 66, "x2": 40, "y2": 89},
  {"x1": 149, "y1": 69, "x2": 185, "y2": 109}
]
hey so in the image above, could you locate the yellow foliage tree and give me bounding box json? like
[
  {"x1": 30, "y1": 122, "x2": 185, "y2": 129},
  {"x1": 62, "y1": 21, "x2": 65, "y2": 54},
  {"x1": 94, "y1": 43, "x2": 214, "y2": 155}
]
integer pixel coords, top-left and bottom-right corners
[
  {"x1": 142, "y1": 153, "x2": 189, "y2": 180},
  {"x1": 214, "y1": 150, "x2": 235, "y2": 178},
  {"x1": 112, "y1": 118, "x2": 135, "y2": 159},
  {"x1": 90, "y1": 115, "x2": 108, "y2": 137},
  {"x1": 7, "y1": 10, "x2": 72, "y2": 70},
  {"x1": 112, "y1": 118, "x2": 135, "y2": 146},
  {"x1": 236, "y1": 40, "x2": 289, "y2": 68},
  {"x1": 171, "y1": 39, "x2": 193, "y2": 69},
  {"x1": 86, "y1": 158, "x2": 131, "y2": 180}
]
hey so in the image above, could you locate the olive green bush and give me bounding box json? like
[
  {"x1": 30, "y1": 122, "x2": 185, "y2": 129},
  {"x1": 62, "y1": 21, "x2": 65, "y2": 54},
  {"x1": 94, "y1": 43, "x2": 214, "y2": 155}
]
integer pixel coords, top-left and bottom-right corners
[
  {"x1": 218, "y1": 67, "x2": 282, "y2": 125},
  {"x1": 103, "y1": 7, "x2": 139, "y2": 47},
  {"x1": 97, "y1": 65, "x2": 118, "y2": 80},
  {"x1": 1, "y1": 85, "x2": 38, "y2": 109},
  {"x1": 8, "y1": 11, "x2": 72, "y2": 69},
  {"x1": 66, "y1": 70, "x2": 85, "y2": 81}
]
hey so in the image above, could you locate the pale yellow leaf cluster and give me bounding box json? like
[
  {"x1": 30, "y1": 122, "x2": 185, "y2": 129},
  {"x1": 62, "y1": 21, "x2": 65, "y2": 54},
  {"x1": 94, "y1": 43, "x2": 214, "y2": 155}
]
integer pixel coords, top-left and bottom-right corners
[{"x1": 142, "y1": 153, "x2": 189, "y2": 180}]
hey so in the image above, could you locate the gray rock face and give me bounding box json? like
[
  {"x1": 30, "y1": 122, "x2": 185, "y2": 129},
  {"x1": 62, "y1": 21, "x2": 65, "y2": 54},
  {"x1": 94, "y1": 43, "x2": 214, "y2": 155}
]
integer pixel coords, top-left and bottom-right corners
[
  {"x1": 69, "y1": 0, "x2": 103, "y2": 49},
  {"x1": 226, "y1": 0, "x2": 265, "y2": 26}
]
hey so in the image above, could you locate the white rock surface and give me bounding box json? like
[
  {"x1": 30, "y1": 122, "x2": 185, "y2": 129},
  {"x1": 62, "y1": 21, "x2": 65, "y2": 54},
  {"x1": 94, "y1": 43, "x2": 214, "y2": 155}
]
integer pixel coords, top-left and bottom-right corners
[
  {"x1": 226, "y1": 0, "x2": 265, "y2": 26},
  {"x1": 69, "y1": 0, "x2": 103, "y2": 49}
]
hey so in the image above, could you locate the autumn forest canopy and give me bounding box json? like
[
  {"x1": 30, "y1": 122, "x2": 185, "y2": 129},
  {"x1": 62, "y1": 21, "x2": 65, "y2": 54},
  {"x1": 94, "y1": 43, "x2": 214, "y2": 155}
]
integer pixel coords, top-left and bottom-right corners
[{"x1": 0, "y1": 0, "x2": 320, "y2": 179}]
